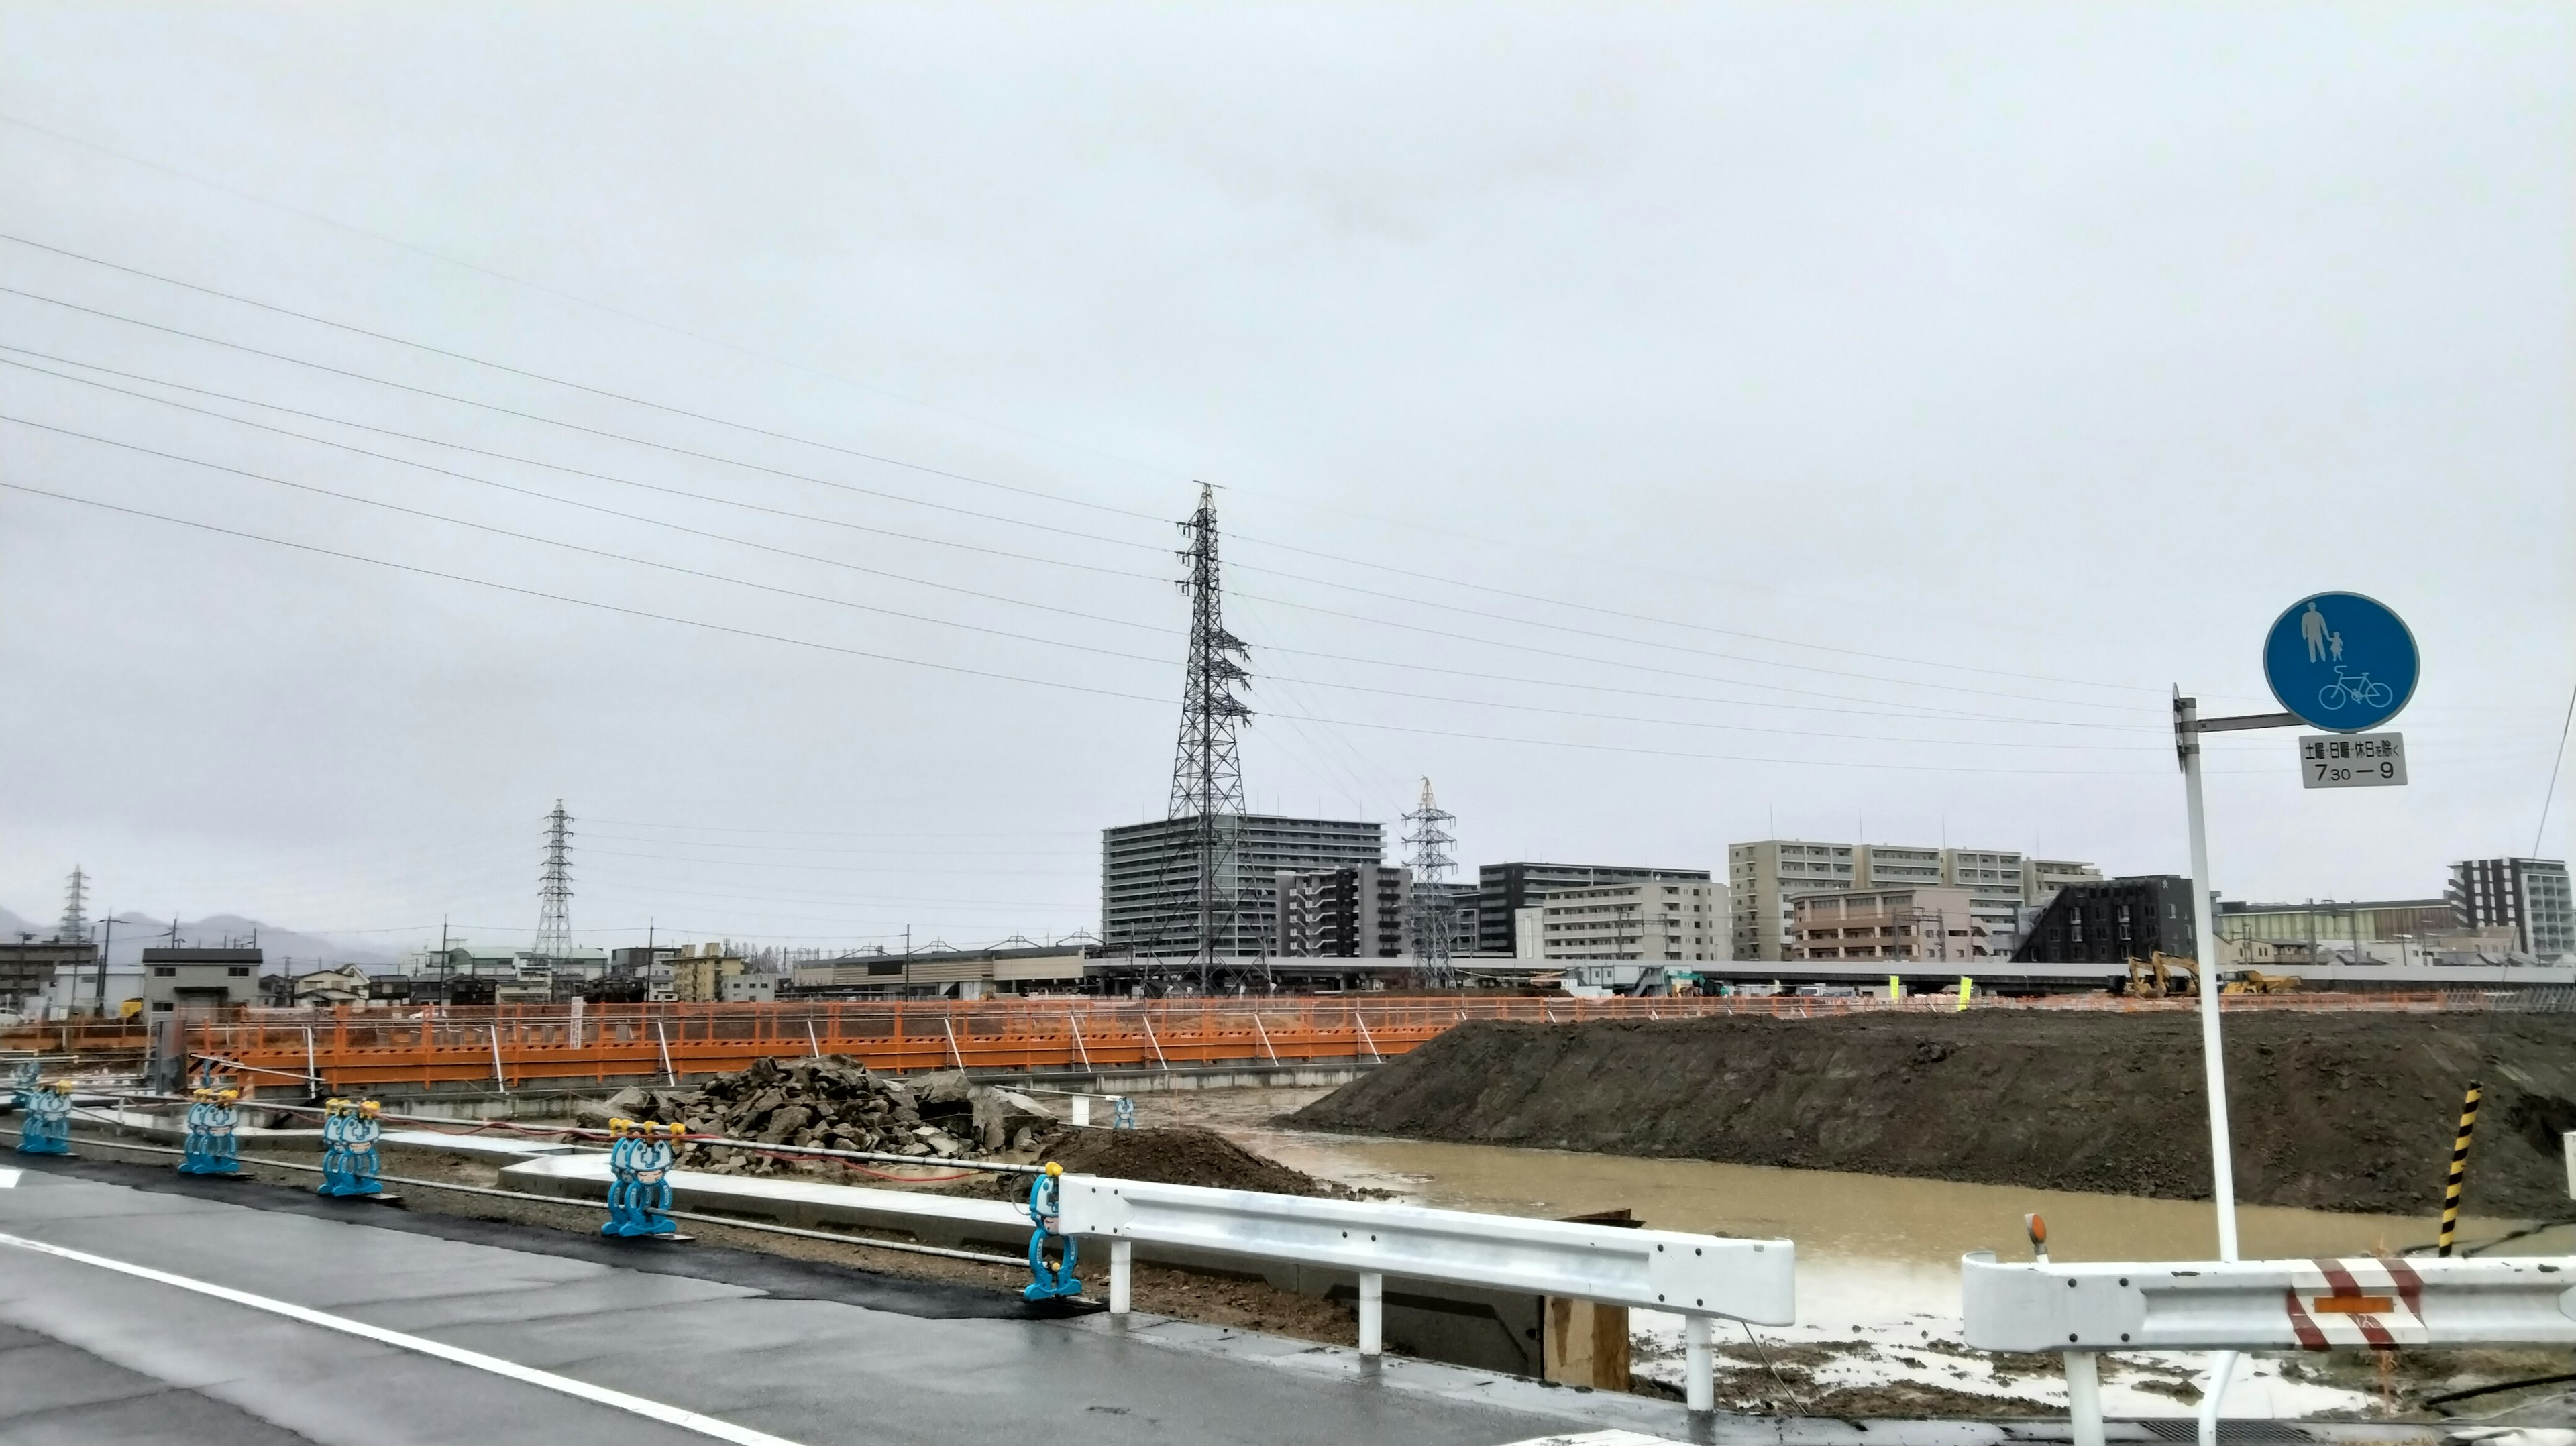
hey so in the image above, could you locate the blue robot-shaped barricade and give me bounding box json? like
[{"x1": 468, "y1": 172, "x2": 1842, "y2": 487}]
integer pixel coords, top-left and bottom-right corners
[
  {"x1": 15, "y1": 1081, "x2": 72, "y2": 1156},
  {"x1": 317, "y1": 1098, "x2": 386, "y2": 1197},
  {"x1": 1022, "y1": 1160, "x2": 1082, "y2": 1302},
  {"x1": 180, "y1": 1087, "x2": 245, "y2": 1176},
  {"x1": 601, "y1": 1118, "x2": 684, "y2": 1237}
]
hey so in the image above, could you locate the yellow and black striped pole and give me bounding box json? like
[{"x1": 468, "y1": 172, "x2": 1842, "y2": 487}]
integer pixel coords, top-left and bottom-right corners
[{"x1": 2436, "y1": 1080, "x2": 2482, "y2": 1258}]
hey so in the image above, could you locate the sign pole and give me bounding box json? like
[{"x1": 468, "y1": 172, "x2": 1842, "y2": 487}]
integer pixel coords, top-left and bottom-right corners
[
  {"x1": 2176, "y1": 691, "x2": 2242, "y2": 1266},
  {"x1": 2174, "y1": 591, "x2": 2416, "y2": 1446},
  {"x1": 2176, "y1": 691, "x2": 2243, "y2": 1446}
]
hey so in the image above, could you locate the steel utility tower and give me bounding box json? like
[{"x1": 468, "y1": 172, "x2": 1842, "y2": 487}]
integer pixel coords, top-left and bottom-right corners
[
  {"x1": 1167, "y1": 482, "x2": 1252, "y2": 987},
  {"x1": 1403, "y1": 778, "x2": 1457, "y2": 985},
  {"x1": 59, "y1": 866, "x2": 88, "y2": 943},
  {"x1": 534, "y1": 801, "x2": 574, "y2": 964}
]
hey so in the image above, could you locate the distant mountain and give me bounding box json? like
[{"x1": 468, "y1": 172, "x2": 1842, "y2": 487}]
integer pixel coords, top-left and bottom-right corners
[{"x1": 0, "y1": 907, "x2": 408, "y2": 971}]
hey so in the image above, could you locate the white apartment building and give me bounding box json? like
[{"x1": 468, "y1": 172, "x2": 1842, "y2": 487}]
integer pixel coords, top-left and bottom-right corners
[
  {"x1": 1729, "y1": 840, "x2": 2100, "y2": 960},
  {"x1": 1533, "y1": 879, "x2": 1727, "y2": 962}
]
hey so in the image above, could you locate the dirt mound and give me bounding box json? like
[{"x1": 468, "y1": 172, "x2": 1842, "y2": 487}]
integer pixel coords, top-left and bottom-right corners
[
  {"x1": 1292, "y1": 1011, "x2": 2576, "y2": 1217},
  {"x1": 1041, "y1": 1125, "x2": 1327, "y2": 1195}
]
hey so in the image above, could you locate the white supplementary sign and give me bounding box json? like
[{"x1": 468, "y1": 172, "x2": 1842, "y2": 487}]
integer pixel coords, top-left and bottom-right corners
[
  {"x1": 1961, "y1": 1251, "x2": 2576, "y2": 1353},
  {"x1": 1059, "y1": 1174, "x2": 1794, "y2": 1321},
  {"x1": 2300, "y1": 732, "x2": 2406, "y2": 789}
]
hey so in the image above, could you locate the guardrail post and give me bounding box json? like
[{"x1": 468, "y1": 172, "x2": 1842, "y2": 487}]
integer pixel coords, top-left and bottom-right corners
[
  {"x1": 2064, "y1": 1350, "x2": 2104, "y2": 1446},
  {"x1": 1356, "y1": 1271, "x2": 1383, "y2": 1357},
  {"x1": 2196, "y1": 1352, "x2": 2237, "y2": 1446},
  {"x1": 1684, "y1": 1314, "x2": 1713, "y2": 1413},
  {"x1": 1109, "y1": 1239, "x2": 1132, "y2": 1315}
]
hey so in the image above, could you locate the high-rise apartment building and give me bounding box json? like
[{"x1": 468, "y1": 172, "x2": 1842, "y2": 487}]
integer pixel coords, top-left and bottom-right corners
[
  {"x1": 1476, "y1": 862, "x2": 1713, "y2": 954},
  {"x1": 2449, "y1": 858, "x2": 2573, "y2": 962},
  {"x1": 1529, "y1": 879, "x2": 1727, "y2": 962},
  {"x1": 1729, "y1": 841, "x2": 2098, "y2": 960},
  {"x1": 1275, "y1": 864, "x2": 1409, "y2": 958},
  {"x1": 1102, "y1": 815, "x2": 1383, "y2": 958}
]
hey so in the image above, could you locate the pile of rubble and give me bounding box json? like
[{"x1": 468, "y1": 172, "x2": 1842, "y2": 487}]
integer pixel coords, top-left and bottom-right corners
[{"x1": 574, "y1": 1056, "x2": 1056, "y2": 1176}]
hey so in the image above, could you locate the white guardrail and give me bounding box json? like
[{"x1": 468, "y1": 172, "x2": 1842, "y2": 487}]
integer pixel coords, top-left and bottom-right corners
[
  {"x1": 1964, "y1": 1251, "x2": 2576, "y2": 1446},
  {"x1": 1061, "y1": 1174, "x2": 1794, "y2": 1412}
]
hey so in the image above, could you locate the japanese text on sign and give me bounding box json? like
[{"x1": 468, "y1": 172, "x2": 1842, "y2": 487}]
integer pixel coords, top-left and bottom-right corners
[{"x1": 2300, "y1": 733, "x2": 2407, "y2": 789}]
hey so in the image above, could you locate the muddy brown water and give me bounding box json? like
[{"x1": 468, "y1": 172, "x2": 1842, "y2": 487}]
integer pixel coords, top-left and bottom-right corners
[{"x1": 1137, "y1": 1086, "x2": 2566, "y2": 1277}]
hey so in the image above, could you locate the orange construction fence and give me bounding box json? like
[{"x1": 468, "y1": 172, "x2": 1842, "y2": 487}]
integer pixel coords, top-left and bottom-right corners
[{"x1": 131, "y1": 987, "x2": 2508, "y2": 1093}]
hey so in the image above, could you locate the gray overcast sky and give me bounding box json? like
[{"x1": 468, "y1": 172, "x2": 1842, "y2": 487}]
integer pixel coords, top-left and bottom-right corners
[{"x1": 2, "y1": 1, "x2": 2569, "y2": 957}]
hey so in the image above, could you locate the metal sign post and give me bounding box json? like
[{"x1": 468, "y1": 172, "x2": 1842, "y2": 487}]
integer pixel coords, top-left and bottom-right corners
[{"x1": 2171, "y1": 591, "x2": 2420, "y2": 1445}]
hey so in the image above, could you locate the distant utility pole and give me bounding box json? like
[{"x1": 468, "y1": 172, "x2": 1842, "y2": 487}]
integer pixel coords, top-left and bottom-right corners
[
  {"x1": 1167, "y1": 482, "x2": 1252, "y2": 993},
  {"x1": 94, "y1": 913, "x2": 113, "y2": 1015},
  {"x1": 535, "y1": 800, "x2": 574, "y2": 964},
  {"x1": 58, "y1": 866, "x2": 88, "y2": 943},
  {"x1": 1403, "y1": 778, "x2": 1458, "y2": 987}
]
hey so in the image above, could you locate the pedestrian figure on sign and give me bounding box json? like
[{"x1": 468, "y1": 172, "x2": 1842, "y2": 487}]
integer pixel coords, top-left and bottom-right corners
[
  {"x1": 2301, "y1": 601, "x2": 2330, "y2": 663},
  {"x1": 2329, "y1": 632, "x2": 2344, "y2": 663}
]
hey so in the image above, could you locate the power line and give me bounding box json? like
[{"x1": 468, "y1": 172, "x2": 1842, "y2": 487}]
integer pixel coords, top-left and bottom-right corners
[
  {"x1": 0, "y1": 347, "x2": 1179, "y2": 623},
  {"x1": 6, "y1": 404, "x2": 2157, "y2": 750},
  {"x1": 0, "y1": 471, "x2": 2253, "y2": 777},
  {"x1": 0, "y1": 140, "x2": 1189, "y2": 488},
  {"x1": 0, "y1": 412, "x2": 1185, "y2": 672},
  {"x1": 1228, "y1": 531, "x2": 2166, "y2": 693},
  {"x1": 0, "y1": 236, "x2": 2170, "y2": 698},
  {"x1": 0, "y1": 475, "x2": 1176, "y2": 706},
  {"x1": 0, "y1": 321, "x2": 2149, "y2": 718},
  {"x1": 0, "y1": 284, "x2": 1173, "y2": 556}
]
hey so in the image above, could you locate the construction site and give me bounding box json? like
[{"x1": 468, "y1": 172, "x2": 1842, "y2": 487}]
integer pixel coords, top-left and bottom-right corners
[{"x1": 5, "y1": 7, "x2": 2573, "y2": 1445}]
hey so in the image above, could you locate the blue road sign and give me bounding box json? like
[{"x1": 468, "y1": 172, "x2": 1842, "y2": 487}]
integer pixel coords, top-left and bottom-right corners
[{"x1": 2263, "y1": 592, "x2": 2417, "y2": 732}]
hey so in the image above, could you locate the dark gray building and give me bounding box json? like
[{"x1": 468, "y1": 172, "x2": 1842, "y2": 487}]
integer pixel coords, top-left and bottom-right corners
[
  {"x1": 0, "y1": 938, "x2": 95, "y2": 1009},
  {"x1": 1476, "y1": 862, "x2": 1713, "y2": 955},
  {"x1": 1276, "y1": 865, "x2": 1409, "y2": 958},
  {"x1": 2450, "y1": 858, "x2": 2573, "y2": 961},
  {"x1": 1103, "y1": 814, "x2": 1383, "y2": 958},
  {"x1": 2010, "y1": 877, "x2": 2198, "y2": 964}
]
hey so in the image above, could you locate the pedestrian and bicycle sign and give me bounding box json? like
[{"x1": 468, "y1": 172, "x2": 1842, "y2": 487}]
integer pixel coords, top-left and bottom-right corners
[
  {"x1": 2263, "y1": 592, "x2": 2418, "y2": 732},
  {"x1": 2300, "y1": 733, "x2": 2406, "y2": 789}
]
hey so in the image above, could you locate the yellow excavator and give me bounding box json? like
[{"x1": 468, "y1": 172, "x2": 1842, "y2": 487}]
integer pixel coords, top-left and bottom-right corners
[
  {"x1": 2125, "y1": 952, "x2": 2198, "y2": 998},
  {"x1": 2224, "y1": 969, "x2": 2306, "y2": 995}
]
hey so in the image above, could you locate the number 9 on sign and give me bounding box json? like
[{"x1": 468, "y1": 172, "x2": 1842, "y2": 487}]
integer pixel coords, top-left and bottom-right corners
[{"x1": 2300, "y1": 733, "x2": 2407, "y2": 789}]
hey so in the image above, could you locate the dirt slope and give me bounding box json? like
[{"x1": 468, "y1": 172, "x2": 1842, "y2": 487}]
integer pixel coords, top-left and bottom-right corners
[{"x1": 1291, "y1": 1012, "x2": 2576, "y2": 1217}]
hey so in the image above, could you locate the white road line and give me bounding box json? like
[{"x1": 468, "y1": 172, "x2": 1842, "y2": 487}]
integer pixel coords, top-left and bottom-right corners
[
  {"x1": 0, "y1": 1229, "x2": 806, "y2": 1446},
  {"x1": 1494, "y1": 1423, "x2": 1690, "y2": 1433}
]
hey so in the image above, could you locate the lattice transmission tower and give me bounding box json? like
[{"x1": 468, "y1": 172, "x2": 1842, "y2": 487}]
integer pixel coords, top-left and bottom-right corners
[
  {"x1": 534, "y1": 801, "x2": 574, "y2": 964},
  {"x1": 59, "y1": 866, "x2": 89, "y2": 943},
  {"x1": 1165, "y1": 482, "x2": 1252, "y2": 988},
  {"x1": 1403, "y1": 778, "x2": 1457, "y2": 985}
]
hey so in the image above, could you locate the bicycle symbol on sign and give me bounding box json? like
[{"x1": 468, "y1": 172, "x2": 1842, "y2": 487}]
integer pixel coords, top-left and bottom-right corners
[{"x1": 2317, "y1": 667, "x2": 2393, "y2": 712}]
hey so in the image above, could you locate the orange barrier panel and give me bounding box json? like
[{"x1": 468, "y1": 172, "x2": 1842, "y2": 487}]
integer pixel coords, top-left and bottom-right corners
[{"x1": 154, "y1": 988, "x2": 2512, "y2": 1093}]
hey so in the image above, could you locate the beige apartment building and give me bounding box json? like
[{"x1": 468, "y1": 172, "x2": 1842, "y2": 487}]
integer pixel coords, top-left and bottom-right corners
[
  {"x1": 1728, "y1": 840, "x2": 2100, "y2": 960},
  {"x1": 1532, "y1": 879, "x2": 1727, "y2": 962},
  {"x1": 1792, "y1": 885, "x2": 1988, "y2": 961}
]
